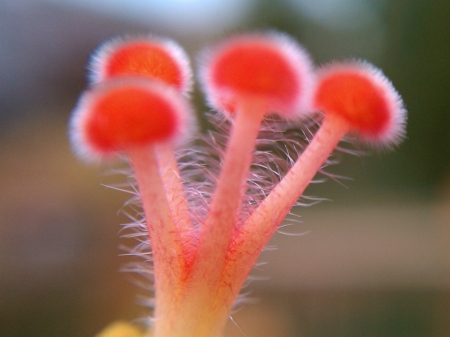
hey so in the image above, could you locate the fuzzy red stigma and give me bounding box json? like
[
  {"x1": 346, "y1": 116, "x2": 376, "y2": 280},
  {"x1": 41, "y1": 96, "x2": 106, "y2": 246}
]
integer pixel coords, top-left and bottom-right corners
[
  {"x1": 89, "y1": 37, "x2": 192, "y2": 93},
  {"x1": 86, "y1": 85, "x2": 176, "y2": 149},
  {"x1": 70, "y1": 79, "x2": 191, "y2": 161},
  {"x1": 314, "y1": 62, "x2": 406, "y2": 145},
  {"x1": 200, "y1": 32, "x2": 314, "y2": 117}
]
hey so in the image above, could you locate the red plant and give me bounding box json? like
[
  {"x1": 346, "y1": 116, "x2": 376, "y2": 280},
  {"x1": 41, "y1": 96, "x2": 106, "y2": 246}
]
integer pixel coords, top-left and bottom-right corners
[{"x1": 69, "y1": 32, "x2": 406, "y2": 337}]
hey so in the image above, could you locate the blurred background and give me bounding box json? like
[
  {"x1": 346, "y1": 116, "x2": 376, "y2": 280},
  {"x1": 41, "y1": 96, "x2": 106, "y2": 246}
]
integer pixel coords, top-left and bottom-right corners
[{"x1": 1, "y1": 0, "x2": 449, "y2": 336}]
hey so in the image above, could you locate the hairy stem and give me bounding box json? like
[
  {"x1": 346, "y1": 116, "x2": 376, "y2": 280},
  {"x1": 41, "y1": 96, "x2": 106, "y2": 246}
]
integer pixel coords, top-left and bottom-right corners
[
  {"x1": 127, "y1": 147, "x2": 189, "y2": 319},
  {"x1": 155, "y1": 143, "x2": 193, "y2": 237},
  {"x1": 193, "y1": 100, "x2": 265, "y2": 282},
  {"x1": 225, "y1": 114, "x2": 350, "y2": 292}
]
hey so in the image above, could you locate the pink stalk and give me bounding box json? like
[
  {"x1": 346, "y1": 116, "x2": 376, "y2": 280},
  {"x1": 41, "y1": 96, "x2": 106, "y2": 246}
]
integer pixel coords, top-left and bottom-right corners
[
  {"x1": 193, "y1": 100, "x2": 266, "y2": 286},
  {"x1": 224, "y1": 60, "x2": 406, "y2": 295},
  {"x1": 225, "y1": 114, "x2": 349, "y2": 290},
  {"x1": 156, "y1": 101, "x2": 268, "y2": 337},
  {"x1": 86, "y1": 35, "x2": 196, "y2": 256},
  {"x1": 127, "y1": 146, "x2": 186, "y2": 293},
  {"x1": 155, "y1": 143, "x2": 193, "y2": 236},
  {"x1": 129, "y1": 146, "x2": 205, "y2": 337},
  {"x1": 183, "y1": 32, "x2": 314, "y2": 329},
  {"x1": 68, "y1": 77, "x2": 197, "y2": 336}
]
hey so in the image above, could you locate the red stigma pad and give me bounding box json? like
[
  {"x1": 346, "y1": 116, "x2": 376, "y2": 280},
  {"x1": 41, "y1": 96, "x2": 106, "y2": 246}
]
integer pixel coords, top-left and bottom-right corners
[
  {"x1": 86, "y1": 86, "x2": 176, "y2": 150},
  {"x1": 106, "y1": 43, "x2": 181, "y2": 86},
  {"x1": 89, "y1": 36, "x2": 192, "y2": 93},
  {"x1": 214, "y1": 42, "x2": 298, "y2": 107},
  {"x1": 316, "y1": 72, "x2": 388, "y2": 136},
  {"x1": 70, "y1": 79, "x2": 192, "y2": 161},
  {"x1": 314, "y1": 62, "x2": 406, "y2": 145},
  {"x1": 200, "y1": 32, "x2": 314, "y2": 117}
]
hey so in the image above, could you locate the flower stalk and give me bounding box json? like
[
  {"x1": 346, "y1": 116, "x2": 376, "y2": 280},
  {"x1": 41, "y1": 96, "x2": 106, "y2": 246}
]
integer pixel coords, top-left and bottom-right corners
[{"x1": 69, "y1": 32, "x2": 406, "y2": 337}]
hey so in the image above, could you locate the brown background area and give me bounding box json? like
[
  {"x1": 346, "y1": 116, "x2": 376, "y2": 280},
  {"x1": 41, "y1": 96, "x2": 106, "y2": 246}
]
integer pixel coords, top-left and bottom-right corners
[{"x1": 1, "y1": 1, "x2": 449, "y2": 336}]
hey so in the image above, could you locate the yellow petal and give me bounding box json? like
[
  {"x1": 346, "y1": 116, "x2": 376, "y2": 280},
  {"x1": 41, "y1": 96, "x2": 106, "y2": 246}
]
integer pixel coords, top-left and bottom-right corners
[{"x1": 95, "y1": 321, "x2": 145, "y2": 337}]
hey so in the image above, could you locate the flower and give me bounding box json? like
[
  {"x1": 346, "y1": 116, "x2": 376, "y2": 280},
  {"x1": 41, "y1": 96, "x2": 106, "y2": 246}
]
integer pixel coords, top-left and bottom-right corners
[{"x1": 69, "y1": 32, "x2": 406, "y2": 337}]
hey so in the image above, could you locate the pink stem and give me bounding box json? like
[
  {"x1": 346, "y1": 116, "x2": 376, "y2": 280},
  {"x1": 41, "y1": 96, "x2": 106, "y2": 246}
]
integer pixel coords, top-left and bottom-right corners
[
  {"x1": 129, "y1": 146, "x2": 229, "y2": 337},
  {"x1": 127, "y1": 146, "x2": 187, "y2": 297},
  {"x1": 192, "y1": 100, "x2": 266, "y2": 295},
  {"x1": 155, "y1": 144, "x2": 193, "y2": 236},
  {"x1": 224, "y1": 114, "x2": 350, "y2": 292}
]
